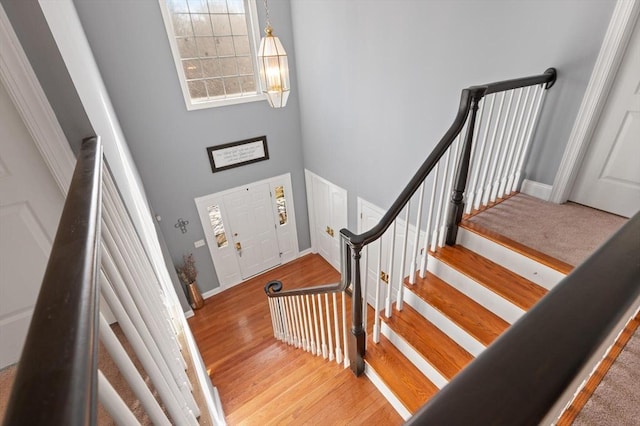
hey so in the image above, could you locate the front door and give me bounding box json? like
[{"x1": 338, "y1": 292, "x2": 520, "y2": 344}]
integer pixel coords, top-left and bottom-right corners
[
  {"x1": 223, "y1": 183, "x2": 281, "y2": 279},
  {"x1": 569, "y1": 20, "x2": 640, "y2": 218}
]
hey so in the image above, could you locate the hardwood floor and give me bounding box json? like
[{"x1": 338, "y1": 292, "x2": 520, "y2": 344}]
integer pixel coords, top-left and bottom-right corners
[{"x1": 188, "y1": 254, "x2": 402, "y2": 425}]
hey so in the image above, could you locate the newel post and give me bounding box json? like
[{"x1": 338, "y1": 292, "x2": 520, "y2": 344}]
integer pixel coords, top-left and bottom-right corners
[
  {"x1": 348, "y1": 243, "x2": 365, "y2": 376},
  {"x1": 446, "y1": 92, "x2": 483, "y2": 245}
]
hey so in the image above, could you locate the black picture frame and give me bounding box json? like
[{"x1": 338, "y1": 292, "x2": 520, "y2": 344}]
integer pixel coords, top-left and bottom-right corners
[{"x1": 206, "y1": 136, "x2": 269, "y2": 173}]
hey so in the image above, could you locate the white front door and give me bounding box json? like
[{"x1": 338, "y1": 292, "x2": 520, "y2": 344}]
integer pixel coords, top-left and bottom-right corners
[
  {"x1": 0, "y1": 80, "x2": 65, "y2": 368},
  {"x1": 223, "y1": 183, "x2": 281, "y2": 279},
  {"x1": 570, "y1": 20, "x2": 640, "y2": 218},
  {"x1": 195, "y1": 174, "x2": 299, "y2": 289}
]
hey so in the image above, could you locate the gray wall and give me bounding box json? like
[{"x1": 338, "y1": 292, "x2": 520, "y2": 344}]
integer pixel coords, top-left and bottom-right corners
[
  {"x1": 291, "y1": 0, "x2": 615, "y2": 229},
  {"x1": 73, "y1": 0, "x2": 309, "y2": 295}
]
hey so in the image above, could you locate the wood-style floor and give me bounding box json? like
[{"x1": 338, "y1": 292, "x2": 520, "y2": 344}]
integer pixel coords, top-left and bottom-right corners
[{"x1": 188, "y1": 254, "x2": 402, "y2": 425}]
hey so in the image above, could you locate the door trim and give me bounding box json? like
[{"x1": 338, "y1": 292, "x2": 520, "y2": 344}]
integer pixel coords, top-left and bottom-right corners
[
  {"x1": 550, "y1": 0, "x2": 640, "y2": 203},
  {"x1": 0, "y1": 4, "x2": 75, "y2": 193},
  {"x1": 194, "y1": 173, "x2": 299, "y2": 289}
]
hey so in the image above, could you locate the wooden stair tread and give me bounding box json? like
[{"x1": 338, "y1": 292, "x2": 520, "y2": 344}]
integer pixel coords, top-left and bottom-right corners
[
  {"x1": 460, "y1": 220, "x2": 574, "y2": 275},
  {"x1": 433, "y1": 245, "x2": 547, "y2": 310},
  {"x1": 383, "y1": 304, "x2": 474, "y2": 380},
  {"x1": 404, "y1": 271, "x2": 509, "y2": 346},
  {"x1": 365, "y1": 334, "x2": 438, "y2": 413}
]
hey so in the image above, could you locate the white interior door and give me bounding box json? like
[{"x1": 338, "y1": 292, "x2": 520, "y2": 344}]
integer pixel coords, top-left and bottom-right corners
[
  {"x1": 308, "y1": 171, "x2": 347, "y2": 271},
  {"x1": 223, "y1": 183, "x2": 281, "y2": 279},
  {"x1": 0, "y1": 81, "x2": 65, "y2": 368},
  {"x1": 570, "y1": 20, "x2": 640, "y2": 218}
]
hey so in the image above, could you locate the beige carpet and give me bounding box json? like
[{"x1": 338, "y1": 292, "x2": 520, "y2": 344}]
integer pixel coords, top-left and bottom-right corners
[
  {"x1": 0, "y1": 324, "x2": 157, "y2": 425},
  {"x1": 573, "y1": 327, "x2": 640, "y2": 425},
  {"x1": 468, "y1": 194, "x2": 628, "y2": 266}
]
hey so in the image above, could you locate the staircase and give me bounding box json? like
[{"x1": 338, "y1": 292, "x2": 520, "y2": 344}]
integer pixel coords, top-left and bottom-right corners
[
  {"x1": 362, "y1": 214, "x2": 563, "y2": 419},
  {"x1": 264, "y1": 69, "x2": 564, "y2": 421}
]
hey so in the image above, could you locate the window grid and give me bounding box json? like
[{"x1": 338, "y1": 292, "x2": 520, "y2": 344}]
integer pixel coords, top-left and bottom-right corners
[{"x1": 162, "y1": 0, "x2": 260, "y2": 106}]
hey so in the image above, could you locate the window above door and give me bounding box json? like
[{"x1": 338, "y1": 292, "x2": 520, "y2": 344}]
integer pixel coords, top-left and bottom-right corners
[{"x1": 158, "y1": 0, "x2": 265, "y2": 109}]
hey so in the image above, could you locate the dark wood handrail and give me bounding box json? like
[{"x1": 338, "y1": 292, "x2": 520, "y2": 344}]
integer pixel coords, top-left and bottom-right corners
[
  {"x1": 3, "y1": 136, "x2": 103, "y2": 426},
  {"x1": 406, "y1": 211, "x2": 640, "y2": 425},
  {"x1": 265, "y1": 233, "x2": 352, "y2": 298},
  {"x1": 341, "y1": 68, "x2": 556, "y2": 249}
]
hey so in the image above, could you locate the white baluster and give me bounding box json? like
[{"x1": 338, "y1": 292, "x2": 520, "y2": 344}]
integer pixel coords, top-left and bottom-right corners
[
  {"x1": 102, "y1": 220, "x2": 194, "y2": 410},
  {"x1": 409, "y1": 183, "x2": 425, "y2": 284},
  {"x1": 498, "y1": 88, "x2": 524, "y2": 198},
  {"x1": 431, "y1": 146, "x2": 451, "y2": 252},
  {"x1": 299, "y1": 295, "x2": 309, "y2": 352},
  {"x1": 342, "y1": 291, "x2": 350, "y2": 368},
  {"x1": 267, "y1": 298, "x2": 279, "y2": 339},
  {"x1": 385, "y1": 220, "x2": 396, "y2": 318},
  {"x1": 439, "y1": 136, "x2": 461, "y2": 248},
  {"x1": 475, "y1": 93, "x2": 499, "y2": 210},
  {"x1": 305, "y1": 295, "x2": 316, "y2": 354},
  {"x1": 100, "y1": 270, "x2": 194, "y2": 425},
  {"x1": 482, "y1": 92, "x2": 508, "y2": 207},
  {"x1": 512, "y1": 85, "x2": 547, "y2": 193},
  {"x1": 285, "y1": 297, "x2": 296, "y2": 346},
  {"x1": 311, "y1": 294, "x2": 321, "y2": 356},
  {"x1": 279, "y1": 298, "x2": 290, "y2": 344},
  {"x1": 99, "y1": 313, "x2": 171, "y2": 426},
  {"x1": 333, "y1": 293, "x2": 343, "y2": 364},
  {"x1": 500, "y1": 87, "x2": 531, "y2": 197},
  {"x1": 489, "y1": 90, "x2": 515, "y2": 202},
  {"x1": 325, "y1": 293, "x2": 335, "y2": 361},
  {"x1": 373, "y1": 239, "x2": 383, "y2": 343},
  {"x1": 474, "y1": 92, "x2": 505, "y2": 209},
  {"x1": 292, "y1": 296, "x2": 307, "y2": 350},
  {"x1": 98, "y1": 371, "x2": 143, "y2": 426},
  {"x1": 288, "y1": 297, "x2": 300, "y2": 348},
  {"x1": 504, "y1": 86, "x2": 533, "y2": 194},
  {"x1": 317, "y1": 295, "x2": 328, "y2": 359},
  {"x1": 103, "y1": 184, "x2": 186, "y2": 371},
  {"x1": 421, "y1": 165, "x2": 439, "y2": 277},
  {"x1": 467, "y1": 94, "x2": 495, "y2": 213},
  {"x1": 396, "y1": 207, "x2": 410, "y2": 311}
]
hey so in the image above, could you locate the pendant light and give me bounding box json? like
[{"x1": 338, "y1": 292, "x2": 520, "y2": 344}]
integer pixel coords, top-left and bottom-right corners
[{"x1": 257, "y1": 0, "x2": 290, "y2": 108}]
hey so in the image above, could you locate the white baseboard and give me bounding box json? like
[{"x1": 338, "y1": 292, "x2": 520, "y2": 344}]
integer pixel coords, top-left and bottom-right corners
[
  {"x1": 520, "y1": 179, "x2": 553, "y2": 201},
  {"x1": 298, "y1": 248, "x2": 313, "y2": 257},
  {"x1": 184, "y1": 309, "x2": 195, "y2": 319},
  {"x1": 202, "y1": 286, "x2": 224, "y2": 300}
]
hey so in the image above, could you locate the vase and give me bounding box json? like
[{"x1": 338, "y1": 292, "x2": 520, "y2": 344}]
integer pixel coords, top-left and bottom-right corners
[{"x1": 187, "y1": 281, "x2": 204, "y2": 310}]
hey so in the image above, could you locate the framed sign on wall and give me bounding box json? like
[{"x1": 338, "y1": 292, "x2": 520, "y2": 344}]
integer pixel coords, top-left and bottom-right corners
[{"x1": 206, "y1": 136, "x2": 269, "y2": 173}]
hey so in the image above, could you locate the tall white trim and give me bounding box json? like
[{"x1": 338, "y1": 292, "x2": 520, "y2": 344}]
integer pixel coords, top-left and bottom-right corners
[
  {"x1": 0, "y1": 4, "x2": 75, "y2": 194},
  {"x1": 550, "y1": 0, "x2": 640, "y2": 203}
]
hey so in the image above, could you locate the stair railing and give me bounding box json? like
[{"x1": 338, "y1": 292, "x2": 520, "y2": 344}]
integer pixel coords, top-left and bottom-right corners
[
  {"x1": 265, "y1": 236, "x2": 353, "y2": 368},
  {"x1": 405, "y1": 211, "x2": 640, "y2": 425},
  {"x1": 3, "y1": 137, "x2": 223, "y2": 425},
  {"x1": 266, "y1": 69, "x2": 556, "y2": 376}
]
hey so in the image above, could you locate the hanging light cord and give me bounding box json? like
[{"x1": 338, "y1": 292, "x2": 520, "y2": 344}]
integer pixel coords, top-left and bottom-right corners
[{"x1": 263, "y1": 0, "x2": 272, "y2": 31}]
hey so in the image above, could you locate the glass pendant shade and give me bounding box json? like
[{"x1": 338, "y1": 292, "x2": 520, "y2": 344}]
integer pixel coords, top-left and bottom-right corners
[{"x1": 257, "y1": 26, "x2": 290, "y2": 108}]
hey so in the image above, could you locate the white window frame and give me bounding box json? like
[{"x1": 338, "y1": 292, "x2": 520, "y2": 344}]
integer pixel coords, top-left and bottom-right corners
[{"x1": 158, "y1": 0, "x2": 266, "y2": 110}]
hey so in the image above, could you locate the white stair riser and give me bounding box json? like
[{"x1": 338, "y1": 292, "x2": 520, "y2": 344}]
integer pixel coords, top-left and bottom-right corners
[
  {"x1": 380, "y1": 322, "x2": 449, "y2": 389},
  {"x1": 403, "y1": 288, "x2": 485, "y2": 357},
  {"x1": 427, "y1": 256, "x2": 525, "y2": 324},
  {"x1": 458, "y1": 228, "x2": 565, "y2": 290},
  {"x1": 364, "y1": 362, "x2": 412, "y2": 421}
]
